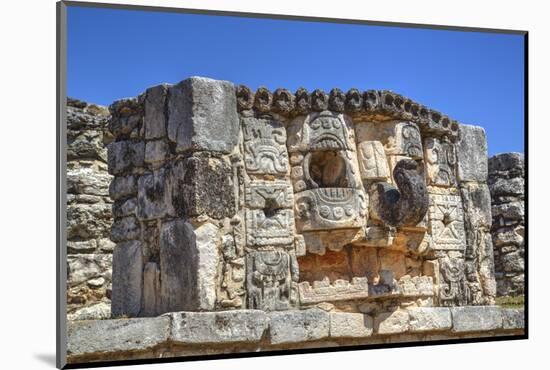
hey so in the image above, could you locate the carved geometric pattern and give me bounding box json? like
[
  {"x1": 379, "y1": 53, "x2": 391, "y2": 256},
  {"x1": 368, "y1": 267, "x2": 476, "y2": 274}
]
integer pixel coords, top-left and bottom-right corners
[
  {"x1": 428, "y1": 192, "x2": 466, "y2": 250},
  {"x1": 245, "y1": 180, "x2": 293, "y2": 209},
  {"x1": 242, "y1": 117, "x2": 289, "y2": 175}
]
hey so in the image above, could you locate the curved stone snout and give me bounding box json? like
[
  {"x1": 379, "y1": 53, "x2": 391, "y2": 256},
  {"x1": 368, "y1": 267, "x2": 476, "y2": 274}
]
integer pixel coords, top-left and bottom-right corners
[{"x1": 370, "y1": 159, "x2": 429, "y2": 227}]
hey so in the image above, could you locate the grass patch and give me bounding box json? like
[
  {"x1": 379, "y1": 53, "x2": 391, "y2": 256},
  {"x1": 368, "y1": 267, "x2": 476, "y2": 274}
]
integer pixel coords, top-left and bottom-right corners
[{"x1": 495, "y1": 295, "x2": 525, "y2": 308}]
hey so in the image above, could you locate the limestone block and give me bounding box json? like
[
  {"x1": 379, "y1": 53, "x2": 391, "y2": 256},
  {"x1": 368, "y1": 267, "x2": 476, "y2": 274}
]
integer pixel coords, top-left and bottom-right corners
[
  {"x1": 169, "y1": 310, "x2": 268, "y2": 344},
  {"x1": 374, "y1": 310, "x2": 410, "y2": 334},
  {"x1": 67, "y1": 128, "x2": 107, "y2": 162},
  {"x1": 108, "y1": 98, "x2": 143, "y2": 139},
  {"x1": 144, "y1": 84, "x2": 168, "y2": 139},
  {"x1": 488, "y1": 152, "x2": 524, "y2": 175},
  {"x1": 109, "y1": 175, "x2": 137, "y2": 201},
  {"x1": 357, "y1": 140, "x2": 390, "y2": 181},
  {"x1": 424, "y1": 137, "x2": 457, "y2": 187},
  {"x1": 456, "y1": 124, "x2": 488, "y2": 182},
  {"x1": 67, "y1": 165, "x2": 111, "y2": 197},
  {"x1": 167, "y1": 76, "x2": 239, "y2": 153},
  {"x1": 159, "y1": 220, "x2": 219, "y2": 313},
  {"x1": 493, "y1": 228, "x2": 523, "y2": 247},
  {"x1": 330, "y1": 312, "x2": 374, "y2": 338},
  {"x1": 67, "y1": 203, "x2": 112, "y2": 240},
  {"x1": 408, "y1": 307, "x2": 452, "y2": 332},
  {"x1": 110, "y1": 216, "x2": 140, "y2": 242},
  {"x1": 144, "y1": 139, "x2": 168, "y2": 164},
  {"x1": 489, "y1": 177, "x2": 524, "y2": 197},
  {"x1": 107, "y1": 140, "x2": 145, "y2": 175},
  {"x1": 67, "y1": 254, "x2": 112, "y2": 287},
  {"x1": 501, "y1": 308, "x2": 525, "y2": 329},
  {"x1": 137, "y1": 169, "x2": 173, "y2": 220},
  {"x1": 269, "y1": 309, "x2": 330, "y2": 344},
  {"x1": 170, "y1": 155, "x2": 235, "y2": 219},
  {"x1": 111, "y1": 241, "x2": 143, "y2": 317},
  {"x1": 451, "y1": 306, "x2": 502, "y2": 332},
  {"x1": 492, "y1": 201, "x2": 524, "y2": 221},
  {"x1": 141, "y1": 262, "x2": 161, "y2": 317},
  {"x1": 460, "y1": 182, "x2": 492, "y2": 229},
  {"x1": 355, "y1": 121, "x2": 423, "y2": 159},
  {"x1": 67, "y1": 316, "x2": 170, "y2": 356},
  {"x1": 68, "y1": 302, "x2": 111, "y2": 321}
]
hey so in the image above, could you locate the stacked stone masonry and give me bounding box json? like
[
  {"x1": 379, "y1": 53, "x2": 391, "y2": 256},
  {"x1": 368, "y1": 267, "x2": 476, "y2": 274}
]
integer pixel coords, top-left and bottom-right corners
[
  {"x1": 66, "y1": 77, "x2": 524, "y2": 362},
  {"x1": 66, "y1": 98, "x2": 114, "y2": 320},
  {"x1": 488, "y1": 153, "x2": 525, "y2": 296},
  {"x1": 105, "y1": 76, "x2": 498, "y2": 318}
]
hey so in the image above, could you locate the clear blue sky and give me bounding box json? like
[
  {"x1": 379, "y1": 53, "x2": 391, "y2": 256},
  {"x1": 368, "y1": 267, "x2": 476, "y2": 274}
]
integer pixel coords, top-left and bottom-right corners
[{"x1": 67, "y1": 6, "x2": 525, "y2": 156}]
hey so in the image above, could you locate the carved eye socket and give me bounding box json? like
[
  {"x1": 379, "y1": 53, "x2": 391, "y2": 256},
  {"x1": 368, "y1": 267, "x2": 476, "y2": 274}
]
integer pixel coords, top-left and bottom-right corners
[
  {"x1": 310, "y1": 118, "x2": 321, "y2": 129},
  {"x1": 332, "y1": 118, "x2": 341, "y2": 129}
]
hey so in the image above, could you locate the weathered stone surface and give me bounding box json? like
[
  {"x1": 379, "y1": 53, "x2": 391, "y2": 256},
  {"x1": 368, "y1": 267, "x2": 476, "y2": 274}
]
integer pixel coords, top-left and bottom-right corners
[
  {"x1": 112, "y1": 197, "x2": 137, "y2": 218},
  {"x1": 107, "y1": 141, "x2": 145, "y2": 175},
  {"x1": 67, "y1": 203, "x2": 112, "y2": 240},
  {"x1": 357, "y1": 140, "x2": 390, "y2": 181},
  {"x1": 489, "y1": 177, "x2": 524, "y2": 197},
  {"x1": 408, "y1": 307, "x2": 452, "y2": 332},
  {"x1": 67, "y1": 166, "x2": 111, "y2": 196},
  {"x1": 167, "y1": 77, "x2": 239, "y2": 153},
  {"x1": 111, "y1": 241, "x2": 143, "y2": 317},
  {"x1": 144, "y1": 84, "x2": 168, "y2": 139},
  {"x1": 110, "y1": 216, "x2": 140, "y2": 242},
  {"x1": 109, "y1": 175, "x2": 137, "y2": 200},
  {"x1": 492, "y1": 201, "x2": 524, "y2": 221},
  {"x1": 144, "y1": 139, "x2": 168, "y2": 164},
  {"x1": 67, "y1": 302, "x2": 111, "y2": 321},
  {"x1": 374, "y1": 310, "x2": 410, "y2": 334},
  {"x1": 456, "y1": 124, "x2": 488, "y2": 182},
  {"x1": 142, "y1": 262, "x2": 161, "y2": 317},
  {"x1": 109, "y1": 98, "x2": 143, "y2": 139},
  {"x1": 451, "y1": 306, "x2": 502, "y2": 332},
  {"x1": 330, "y1": 312, "x2": 374, "y2": 338},
  {"x1": 170, "y1": 155, "x2": 235, "y2": 219},
  {"x1": 68, "y1": 129, "x2": 108, "y2": 162},
  {"x1": 67, "y1": 254, "x2": 112, "y2": 286},
  {"x1": 67, "y1": 316, "x2": 170, "y2": 356},
  {"x1": 159, "y1": 220, "x2": 219, "y2": 313},
  {"x1": 355, "y1": 121, "x2": 423, "y2": 159},
  {"x1": 169, "y1": 310, "x2": 268, "y2": 344},
  {"x1": 269, "y1": 309, "x2": 330, "y2": 344},
  {"x1": 460, "y1": 183, "x2": 492, "y2": 228},
  {"x1": 501, "y1": 308, "x2": 524, "y2": 329},
  {"x1": 137, "y1": 169, "x2": 173, "y2": 220},
  {"x1": 488, "y1": 152, "x2": 524, "y2": 175}
]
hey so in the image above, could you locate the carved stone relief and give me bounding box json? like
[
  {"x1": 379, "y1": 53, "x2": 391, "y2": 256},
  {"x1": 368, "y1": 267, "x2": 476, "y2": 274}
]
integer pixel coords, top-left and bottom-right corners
[
  {"x1": 428, "y1": 188, "x2": 466, "y2": 250},
  {"x1": 242, "y1": 117, "x2": 289, "y2": 176},
  {"x1": 424, "y1": 137, "x2": 457, "y2": 187},
  {"x1": 357, "y1": 141, "x2": 391, "y2": 181}
]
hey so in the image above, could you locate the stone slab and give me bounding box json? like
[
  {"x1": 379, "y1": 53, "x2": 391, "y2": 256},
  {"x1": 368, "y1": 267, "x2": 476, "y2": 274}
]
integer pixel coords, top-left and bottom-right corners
[
  {"x1": 408, "y1": 307, "x2": 452, "y2": 333},
  {"x1": 67, "y1": 316, "x2": 170, "y2": 356},
  {"x1": 111, "y1": 240, "x2": 143, "y2": 317},
  {"x1": 330, "y1": 312, "x2": 374, "y2": 338},
  {"x1": 501, "y1": 308, "x2": 525, "y2": 329},
  {"x1": 374, "y1": 310, "x2": 410, "y2": 334},
  {"x1": 451, "y1": 306, "x2": 502, "y2": 332},
  {"x1": 269, "y1": 309, "x2": 330, "y2": 344},
  {"x1": 456, "y1": 124, "x2": 488, "y2": 182},
  {"x1": 169, "y1": 310, "x2": 268, "y2": 344}
]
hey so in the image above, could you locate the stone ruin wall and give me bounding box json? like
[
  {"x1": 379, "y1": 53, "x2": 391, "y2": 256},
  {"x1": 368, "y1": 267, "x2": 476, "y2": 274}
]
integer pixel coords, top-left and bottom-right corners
[
  {"x1": 103, "y1": 76, "x2": 498, "y2": 319},
  {"x1": 66, "y1": 98, "x2": 114, "y2": 320},
  {"x1": 488, "y1": 153, "x2": 525, "y2": 297}
]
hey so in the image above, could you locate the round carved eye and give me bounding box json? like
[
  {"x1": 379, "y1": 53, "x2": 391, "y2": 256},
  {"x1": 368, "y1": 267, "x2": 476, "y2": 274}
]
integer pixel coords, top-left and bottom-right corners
[
  {"x1": 333, "y1": 207, "x2": 344, "y2": 219},
  {"x1": 322, "y1": 118, "x2": 331, "y2": 129},
  {"x1": 310, "y1": 118, "x2": 321, "y2": 130},
  {"x1": 319, "y1": 206, "x2": 330, "y2": 218},
  {"x1": 332, "y1": 118, "x2": 341, "y2": 129},
  {"x1": 344, "y1": 206, "x2": 354, "y2": 216}
]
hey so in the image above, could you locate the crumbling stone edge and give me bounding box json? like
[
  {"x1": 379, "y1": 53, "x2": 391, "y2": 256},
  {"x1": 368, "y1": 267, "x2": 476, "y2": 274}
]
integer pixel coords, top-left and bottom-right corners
[{"x1": 67, "y1": 306, "x2": 524, "y2": 364}]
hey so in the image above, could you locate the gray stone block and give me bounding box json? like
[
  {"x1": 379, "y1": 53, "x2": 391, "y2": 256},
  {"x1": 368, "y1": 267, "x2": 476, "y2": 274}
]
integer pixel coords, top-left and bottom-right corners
[
  {"x1": 269, "y1": 309, "x2": 330, "y2": 344},
  {"x1": 374, "y1": 310, "x2": 410, "y2": 334},
  {"x1": 492, "y1": 201, "x2": 525, "y2": 221},
  {"x1": 451, "y1": 306, "x2": 502, "y2": 332},
  {"x1": 107, "y1": 140, "x2": 145, "y2": 175},
  {"x1": 170, "y1": 155, "x2": 235, "y2": 219},
  {"x1": 144, "y1": 84, "x2": 168, "y2": 139},
  {"x1": 168, "y1": 310, "x2": 268, "y2": 344},
  {"x1": 141, "y1": 262, "x2": 161, "y2": 317},
  {"x1": 109, "y1": 175, "x2": 137, "y2": 201},
  {"x1": 159, "y1": 220, "x2": 219, "y2": 313},
  {"x1": 144, "y1": 139, "x2": 168, "y2": 164},
  {"x1": 460, "y1": 183, "x2": 492, "y2": 228},
  {"x1": 112, "y1": 197, "x2": 137, "y2": 218},
  {"x1": 408, "y1": 307, "x2": 452, "y2": 333},
  {"x1": 111, "y1": 216, "x2": 140, "y2": 242},
  {"x1": 501, "y1": 308, "x2": 525, "y2": 329},
  {"x1": 330, "y1": 312, "x2": 373, "y2": 338},
  {"x1": 489, "y1": 152, "x2": 524, "y2": 174},
  {"x1": 456, "y1": 124, "x2": 488, "y2": 182},
  {"x1": 67, "y1": 316, "x2": 170, "y2": 356},
  {"x1": 137, "y1": 169, "x2": 173, "y2": 221},
  {"x1": 167, "y1": 76, "x2": 239, "y2": 153},
  {"x1": 489, "y1": 177, "x2": 524, "y2": 197},
  {"x1": 111, "y1": 240, "x2": 143, "y2": 317}
]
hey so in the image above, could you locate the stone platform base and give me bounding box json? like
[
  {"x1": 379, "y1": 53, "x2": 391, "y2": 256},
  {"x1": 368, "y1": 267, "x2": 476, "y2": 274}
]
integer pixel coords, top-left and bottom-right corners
[{"x1": 67, "y1": 306, "x2": 524, "y2": 365}]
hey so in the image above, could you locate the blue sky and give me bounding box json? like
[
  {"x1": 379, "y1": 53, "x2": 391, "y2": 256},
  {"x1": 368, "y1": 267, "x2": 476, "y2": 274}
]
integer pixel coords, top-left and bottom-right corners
[{"x1": 67, "y1": 6, "x2": 525, "y2": 156}]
